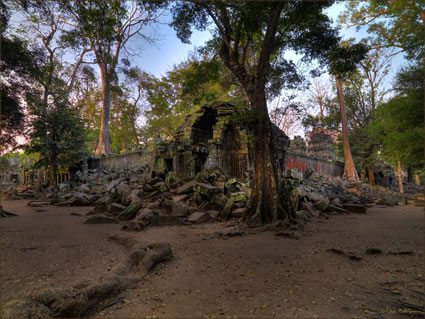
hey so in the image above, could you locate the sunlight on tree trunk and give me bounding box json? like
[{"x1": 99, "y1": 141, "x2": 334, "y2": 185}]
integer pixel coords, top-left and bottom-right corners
[
  {"x1": 335, "y1": 75, "x2": 359, "y2": 181},
  {"x1": 96, "y1": 76, "x2": 112, "y2": 155},
  {"x1": 397, "y1": 160, "x2": 404, "y2": 193},
  {"x1": 415, "y1": 170, "x2": 421, "y2": 185}
]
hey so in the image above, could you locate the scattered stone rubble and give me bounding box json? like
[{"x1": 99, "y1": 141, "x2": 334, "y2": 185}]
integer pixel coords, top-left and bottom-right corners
[
  {"x1": 284, "y1": 167, "x2": 423, "y2": 221},
  {"x1": 3, "y1": 162, "x2": 423, "y2": 227}
]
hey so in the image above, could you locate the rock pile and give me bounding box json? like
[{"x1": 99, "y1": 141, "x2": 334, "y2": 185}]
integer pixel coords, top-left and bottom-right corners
[
  {"x1": 4, "y1": 164, "x2": 423, "y2": 226},
  {"x1": 5, "y1": 165, "x2": 251, "y2": 229},
  {"x1": 283, "y1": 168, "x2": 422, "y2": 222}
]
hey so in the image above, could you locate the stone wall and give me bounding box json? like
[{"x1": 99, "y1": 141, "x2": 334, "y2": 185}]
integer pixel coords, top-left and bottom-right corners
[
  {"x1": 89, "y1": 151, "x2": 153, "y2": 172},
  {"x1": 286, "y1": 151, "x2": 344, "y2": 177}
]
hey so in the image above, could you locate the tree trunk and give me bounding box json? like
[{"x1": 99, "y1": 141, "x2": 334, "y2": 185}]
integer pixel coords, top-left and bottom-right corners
[
  {"x1": 360, "y1": 167, "x2": 366, "y2": 181},
  {"x1": 397, "y1": 160, "x2": 404, "y2": 193},
  {"x1": 335, "y1": 75, "x2": 359, "y2": 181},
  {"x1": 35, "y1": 168, "x2": 42, "y2": 192},
  {"x1": 319, "y1": 102, "x2": 324, "y2": 126},
  {"x1": 415, "y1": 170, "x2": 421, "y2": 185},
  {"x1": 48, "y1": 165, "x2": 56, "y2": 187},
  {"x1": 96, "y1": 75, "x2": 112, "y2": 155},
  {"x1": 367, "y1": 166, "x2": 375, "y2": 185},
  {"x1": 243, "y1": 86, "x2": 286, "y2": 225}
]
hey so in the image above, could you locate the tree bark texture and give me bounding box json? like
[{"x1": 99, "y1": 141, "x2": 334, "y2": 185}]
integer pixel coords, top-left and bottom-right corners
[
  {"x1": 360, "y1": 168, "x2": 366, "y2": 181},
  {"x1": 415, "y1": 170, "x2": 421, "y2": 185},
  {"x1": 35, "y1": 168, "x2": 42, "y2": 192},
  {"x1": 367, "y1": 166, "x2": 375, "y2": 185},
  {"x1": 243, "y1": 87, "x2": 286, "y2": 225},
  {"x1": 48, "y1": 165, "x2": 56, "y2": 187},
  {"x1": 397, "y1": 160, "x2": 404, "y2": 193},
  {"x1": 95, "y1": 74, "x2": 112, "y2": 155},
  {"x1": 336, "y1": 75, "x2": 359, "y2": 181}
]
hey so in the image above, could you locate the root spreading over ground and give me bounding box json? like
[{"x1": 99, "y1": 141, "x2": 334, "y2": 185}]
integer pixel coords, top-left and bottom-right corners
[{"x1": 1, "y1": 238, "x2": 173, "y2": 319}]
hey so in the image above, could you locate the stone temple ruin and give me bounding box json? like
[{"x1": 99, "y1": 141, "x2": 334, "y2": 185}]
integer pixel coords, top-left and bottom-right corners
[{"x1": 153, "y1": 102, "x2": 289, "y2": 183}]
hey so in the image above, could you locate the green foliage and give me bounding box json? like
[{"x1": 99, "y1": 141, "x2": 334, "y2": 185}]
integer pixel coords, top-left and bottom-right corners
[
  {"x1": 170, "y1": 1, "x2": 341, "y2": 97},
  {"x1": 109, "y1": 88, "x2": 141, "y2": 153},
  {"x1": 77, "y1": 87, "x2": 102, "y2": 152},
  {"x1": 0, "y1": 152, "x2": 39, "y2": 170},
  {"x1": 328, "y1": 43, "x2": 369, "y2": 76},
  {"x1": 370, "y1": 63, "x2": 424, "y2": 169},
  {"x1": 340, "y1": 0, "x2": 425, "y2": 61},
  {"x1": 127, "y1": 55, "x2": 246, "y2": 146},
  {"x1": 26, "y1": 97, "x2": 88, "y2": 172}
]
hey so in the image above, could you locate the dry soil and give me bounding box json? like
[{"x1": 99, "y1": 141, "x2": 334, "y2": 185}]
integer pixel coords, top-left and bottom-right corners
[{"x1": 0, "y1": 200, "x2": 424, "y2": 318}]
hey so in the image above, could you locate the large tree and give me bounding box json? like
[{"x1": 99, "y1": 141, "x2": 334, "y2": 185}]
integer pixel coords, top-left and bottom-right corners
[
  {"x1": 170, "y1": 1, "x2": 358, "y2": 224},
  {"x1": 63, "y1": 1, "x2": 165, "y2": 155}
]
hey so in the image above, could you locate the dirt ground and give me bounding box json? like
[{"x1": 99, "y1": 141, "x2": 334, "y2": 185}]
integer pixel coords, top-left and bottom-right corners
[{"x1": 0, "y1": 199, "x2": 423, "y2": 318}]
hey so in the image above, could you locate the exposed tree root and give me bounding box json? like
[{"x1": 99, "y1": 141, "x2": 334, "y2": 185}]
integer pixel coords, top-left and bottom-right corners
[
  {"x1": 0, "y1": 205, "x2": 18, "y2": 218},
  {"x1": 1, "y1": 239, "x2": 173, "y2": 319}
]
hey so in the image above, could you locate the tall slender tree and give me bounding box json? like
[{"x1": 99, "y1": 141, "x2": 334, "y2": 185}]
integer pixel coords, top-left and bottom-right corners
[
  {"x1": 335, "y1": 74, "x2": 359, "y2": 181},
  {"x1": 63, "y1": 1, "x2": 165, "y2": 155}
]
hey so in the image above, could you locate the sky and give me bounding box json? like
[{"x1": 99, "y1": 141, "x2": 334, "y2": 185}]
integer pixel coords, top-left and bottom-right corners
[{"x1": 128, "y1": 2, "x2": 406, "y2": 88}]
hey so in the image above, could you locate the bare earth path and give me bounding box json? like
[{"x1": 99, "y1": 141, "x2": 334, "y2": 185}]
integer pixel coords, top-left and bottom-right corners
[{"x1": 1, "y1": 200, "x2": 423, "y2": 318}]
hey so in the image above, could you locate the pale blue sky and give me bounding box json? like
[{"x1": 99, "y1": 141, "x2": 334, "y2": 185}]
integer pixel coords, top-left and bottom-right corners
[{"x1": 128, "y1": 1, "x2": 405, "y2": 90}]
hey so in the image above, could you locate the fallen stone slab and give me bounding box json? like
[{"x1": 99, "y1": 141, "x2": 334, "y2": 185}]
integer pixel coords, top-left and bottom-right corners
[
  {"x1": 313, "y1": 197, "x2": 329, "y2": 212},
  {"x1": 7, "y1": 195, "x2": 23, "y2": 200},
  {"x1": 27, "y1": 201, "x2": 50, "y2": 207},
  {"x1": 187, "y1": 211, "x2": 213, "y2": 224},
  {"x1": 220, "y1": 197, "x2": 234, "y2": 220},
  {"x1": 153, "y1": 181, "x2": 168, "y2": 193},
  {"x1": 376, "y1": 196, "x2": 398, "y2": 206},
  {"x1": 301, "y1": 201, "x2": 319, "y2": 217},
  {"x1": 108, "y1": 203, "x2": 126, "y2": 214},
  {"x1": 106, "y1": 178, "x2": 124, "y2": 192},
  {"x1": 171, "y1": 194, "x2": 189, "y2": 202},
  {"x1": 193, "y1": 182, "x2": 218, "y2": 198},
  {"x1": 118, "y1": 200, "x2": 143, "y2": 221},
  {"x1": 211, "y1": 193, "x2": 228, "y2": 209},
  {"x1": 342, "y1": 204, "x2": 367, "y2": 214},
  {"x1": 84, "y1": 215, "x2": 120, "y2": 224},
  {"x1": 206, "y1": 210, "x2": 220, "y2": 219},
  {"x1": 328, "y1": 204, "x2": 350, "y2": 214},
  {"x1": 95, "y1": 194, "x2": 112, "y2": 206},
  {"x1": 232, "y1": 207, "x2": 248, "y2": 218},
  {"x1": 231, "y1": 192, "x2": 247, "y2": 203}
]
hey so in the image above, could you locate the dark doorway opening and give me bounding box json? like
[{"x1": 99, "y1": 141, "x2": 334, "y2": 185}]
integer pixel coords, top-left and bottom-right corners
[{"x1": 165, "y1": 158, "x2": 173, "y2": 172}]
